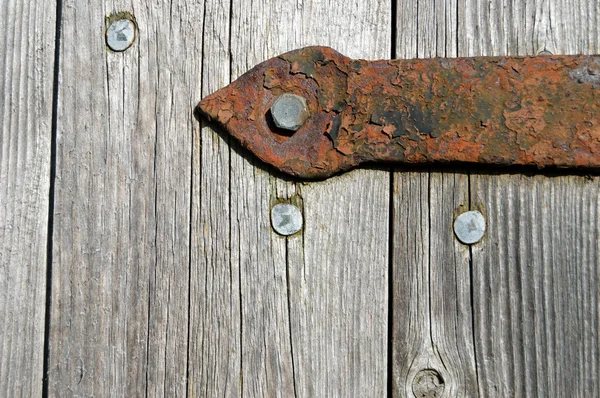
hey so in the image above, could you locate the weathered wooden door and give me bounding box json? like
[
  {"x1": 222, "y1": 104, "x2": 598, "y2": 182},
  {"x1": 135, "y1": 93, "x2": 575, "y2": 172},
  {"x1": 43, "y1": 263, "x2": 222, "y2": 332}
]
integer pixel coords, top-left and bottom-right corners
[{"x1": 1, "y1": 0, "x2": 598, "y2": 396}]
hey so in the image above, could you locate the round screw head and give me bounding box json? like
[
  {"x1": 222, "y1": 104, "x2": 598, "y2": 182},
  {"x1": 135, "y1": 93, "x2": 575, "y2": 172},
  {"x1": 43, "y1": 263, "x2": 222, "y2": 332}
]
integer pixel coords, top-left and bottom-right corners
[
  {"x1": 270, "y1": 93, "x2": 310, "y2": 131},
  {"x1": 271, "y1": 203, "x2": 303, "y2": 236},
  {"x1": 454, "y1": 210, "x2": 486, "y2": 245},
  {"x1": 106, "y1": 19, "x2": 136, "y2": 52}
]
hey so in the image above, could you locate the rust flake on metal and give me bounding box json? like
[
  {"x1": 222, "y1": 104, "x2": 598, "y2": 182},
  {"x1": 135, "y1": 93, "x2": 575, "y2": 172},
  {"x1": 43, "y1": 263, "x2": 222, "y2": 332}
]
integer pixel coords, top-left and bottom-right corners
[{"x1": 198, "y1": 46, "x2": 600, "y2": 179}]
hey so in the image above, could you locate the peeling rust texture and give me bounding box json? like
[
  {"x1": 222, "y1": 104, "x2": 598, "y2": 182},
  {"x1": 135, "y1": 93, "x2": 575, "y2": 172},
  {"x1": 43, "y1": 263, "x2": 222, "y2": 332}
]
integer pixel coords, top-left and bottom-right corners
[{"x1": 198, "y1": 46, "x2": 600, "y2": 179}]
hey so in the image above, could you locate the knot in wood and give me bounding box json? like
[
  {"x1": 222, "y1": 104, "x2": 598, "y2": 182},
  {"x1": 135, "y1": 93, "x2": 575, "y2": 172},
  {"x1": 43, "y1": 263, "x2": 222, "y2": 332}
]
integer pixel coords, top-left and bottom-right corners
[{"x1": 412, "y1": 369, "x2": 445, "y2": 398}]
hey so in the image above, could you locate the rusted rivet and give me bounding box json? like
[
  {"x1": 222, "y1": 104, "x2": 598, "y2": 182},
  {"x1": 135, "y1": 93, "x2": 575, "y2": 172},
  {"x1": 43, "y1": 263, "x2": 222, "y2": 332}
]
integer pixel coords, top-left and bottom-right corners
[
  {"x1": 454, "y1": 210, "x2": 486, "y2": 245},
  {"x1": 270, "y1": 93, "x2": 310, "y2": 131},
  {"x1": 271, "y1": 203, "x2": 303, "y2": 236},
  {"x1": 106, "y1": 18, "x2": 136, "y2": 52},
  {"x1": 412, "y1": 369, "x2": 445, "y2": 397}
]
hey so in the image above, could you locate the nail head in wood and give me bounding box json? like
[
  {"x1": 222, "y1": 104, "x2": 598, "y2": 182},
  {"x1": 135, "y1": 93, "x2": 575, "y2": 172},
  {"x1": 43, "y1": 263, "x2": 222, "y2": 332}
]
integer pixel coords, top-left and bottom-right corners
[
  {"x1": 106, "y1": 18, "x2": 136, "y2": 52},
  {"x1": 454, "y1": 210, "x2": 486, "y2": 245},
  {"x1": 271, "y1": 203, "x2": 303, "y2": 236}
]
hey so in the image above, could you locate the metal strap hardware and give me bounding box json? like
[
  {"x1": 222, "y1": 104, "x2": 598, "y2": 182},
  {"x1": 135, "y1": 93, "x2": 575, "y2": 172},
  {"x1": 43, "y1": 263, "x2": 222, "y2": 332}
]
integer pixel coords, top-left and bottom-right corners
[{"x1": 199, "y1": 46, "x2": 600, "y2": 179}]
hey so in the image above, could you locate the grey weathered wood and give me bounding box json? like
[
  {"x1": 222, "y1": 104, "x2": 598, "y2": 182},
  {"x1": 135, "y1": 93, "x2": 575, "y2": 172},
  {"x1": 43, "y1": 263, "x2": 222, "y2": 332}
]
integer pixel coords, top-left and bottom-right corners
[
  {"x1": 188, "y1": 0, "x2": 241, "y2": 396},
  {"x1": 393, "y1": 2, "x2": 478, "y2": 396},
  {"x1": 189, "y1": 0, "x2": 391, "y2": 396},
  {"x1": 459, "y1": 0, "x2": 600, "y2": 396},
  {"x1": 394, "y1": 1, "x2": 600, "y2": 397},
  {"x1": 288, "y1": 170, "x2": 389, "y2": 397},
  {"x1": 0, "y1": 0, "x2": 593, "y2": 395},
  {"x1": 391, "y1": 171, "x2": 477, "y2": 397},
  {"x1": 48, "y1": 0, "x2": 196, "y2": 395},
  {"x1": 471, "y1": 174, "x2": 600, "y2": 397},
  {"x1": 231, "y1": 1, "x2": 390, "y2": 396},
  {"x1": 0, "y1": 0, "x2": 55, "y2": 396},
  {"x1": 285, "y1": 3, "x2": 391, "y2": 395}
]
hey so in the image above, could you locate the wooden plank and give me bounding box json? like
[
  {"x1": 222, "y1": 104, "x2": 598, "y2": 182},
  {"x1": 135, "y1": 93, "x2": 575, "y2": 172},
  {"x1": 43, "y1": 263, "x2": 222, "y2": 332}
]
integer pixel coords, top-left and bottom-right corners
[
  {"x1": 191, "y1": 0, "x2": 391, "y2": 395},
  {"x1": 0, "y1": 0, "x2": 55, "y2": 395},
  {"x1": 392, "y1": 1, "x2": 478, "y2": 396},
  {"x1": 461, "y1": 0, "x2": 600, "y2": 395},
  {"x1": 48, "y1": 0, "x2": 198, "y2": 394},
  {"x1": 471, "y1": 174, "x2": 600, "y2": 397},
  {"x1": 189, "y1": 2, "x2": 296, "y2": 395},
  {"x1": 188, "y1": 0, "x2": 241, "y2": 395},
  {"x1": 288, "y1": 170, "x2": 390, "y2": 396},
  {"x1": 391, "y1": 170, "x2": 477, "y2": 397},
  {"x1": 284, "y1": 3, "x2": 391, "y2": 394}
]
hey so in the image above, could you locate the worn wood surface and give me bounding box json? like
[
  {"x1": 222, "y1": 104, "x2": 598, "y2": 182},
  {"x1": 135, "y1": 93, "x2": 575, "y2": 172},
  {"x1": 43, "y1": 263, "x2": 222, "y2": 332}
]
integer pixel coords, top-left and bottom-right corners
[
  {"x1": 392, "y1": 2, "x2": 479, "y2": 397},
  {"x1": 472, "y1": 174, "x2": 600, "y2": 397},
  {"x1": 47, "y1": 0, "x2": 195, "y2": 395},
  {"x1": 0, "y1": 0, "x2": 55, "y2": 396},
  {"x1": 391, "y1": 0, "x2": 599, "y2": 397},
  {"x1": 288, "y1": 172, "x2": 389, "y2": 397},
  {"x1": 190, "y1": 0, "x2": 390, "y2": 395},
  {"x1": 189, "y1": 1, "x2": 237, "y2": 396},
  {"x1": 391, "y1": 171, "x2": 477, "y2": 396},
  {"x1": 461, "y1": 1, "x2": 600, "y2": 397},
  {"x1": 1, "y1": 0, "x2": 599, "y2": 396}
]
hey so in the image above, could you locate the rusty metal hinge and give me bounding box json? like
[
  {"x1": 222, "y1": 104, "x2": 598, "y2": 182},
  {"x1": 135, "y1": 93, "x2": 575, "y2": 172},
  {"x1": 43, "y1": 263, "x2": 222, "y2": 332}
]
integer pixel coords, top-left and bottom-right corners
[{"x1": 198, "y1": 46, "x2": 600, "y2": 179}]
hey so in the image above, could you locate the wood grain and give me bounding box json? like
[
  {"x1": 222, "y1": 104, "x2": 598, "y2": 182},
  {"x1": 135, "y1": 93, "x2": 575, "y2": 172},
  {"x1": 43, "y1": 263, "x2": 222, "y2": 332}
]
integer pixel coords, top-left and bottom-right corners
[
  {"x1": 471, "y1": 174, "x2": 600, "y2": 397},
  {"x1": 391, "y1": 171, "x2": 478, "y2": 397},
  {"x1": 288, "y1": 170, "x2": 390, "y2": 397},
  {"x1": 0, "y1": 0, "x2": 594, "y2": 396},
  {"x1": 393, "y1": 2, "x2": 478, "y2": 397},
  {"x1": 0, "y1": 0, "x2": 55, "y2": 396},
  {"x1": 226, "y1": 0, "x2": 391, "y2": 395},
  {"x1": 286, "y1": 2, "x2": 391, "y2": 395},
  {"x1": 460, "y1": 0, "x2": 600, "y2": 396},
  {"x1": 48, "y1": 0, "x2": 198, "y2": 395},
  {"x1": 394, "y1": 1, "x2": 600, "y2": 397},
  {"x1": 188, "y1": 0, "x2": 241, "y2": 396}
]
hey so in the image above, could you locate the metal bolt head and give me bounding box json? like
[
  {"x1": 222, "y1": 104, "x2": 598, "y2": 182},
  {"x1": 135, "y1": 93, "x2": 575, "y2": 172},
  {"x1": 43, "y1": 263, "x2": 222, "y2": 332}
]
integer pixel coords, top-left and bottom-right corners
[
  {"x1": 106, "y1": 19, "x2": 136, "y2": 52},
  {"x1": 454, "y1": 210, "x2": 486, "y2": 245},
  {"x1": 271, "y1": 203, "x2": 303, "y2": 236},
  {"x1": 270, "y1": 94, "x2": 310, "y2": 131}
]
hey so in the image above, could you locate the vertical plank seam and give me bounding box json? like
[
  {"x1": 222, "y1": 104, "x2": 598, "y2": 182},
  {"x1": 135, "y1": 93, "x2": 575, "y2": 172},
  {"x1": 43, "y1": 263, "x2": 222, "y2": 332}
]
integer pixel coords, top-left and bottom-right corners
[
  {"x1": 389, "y1": 1, "x2": 397, "y2": 395},
  {"x1": 42, "y1": 0, "x2": 63, "y2": 395},
  {"x1": 227, "y1": 0, "x2": 242, "y2": 394},
  {"x1": 427, "y1": 172, "x2": 435, "y2": 350},
  {"x1": 146, "y1": 83, "x2": 161, "y2": 398},
  {"x1": 387, "y1": 169, "x2": 394, "y2": 397},
  {"x1": 467, "y1": 171, "x2": 481, "y2": 397},
  {"x1": 185, "y1": 0, "x2": 208, "y2": 393},
  {"x1": 455, "y1": 0, "x2": 459, "y2": 57},
  {"x1": 391, "y1": 0, "x2": 397, "y2": 59},
  {"x1": 285, "y1": 238, "x2": 298, "y2": 398}
]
